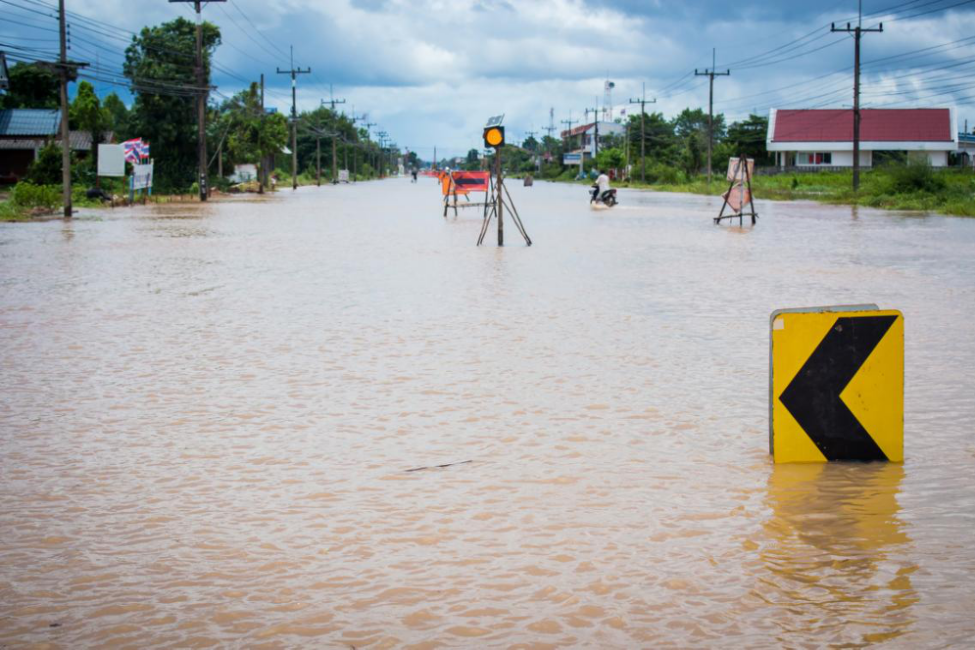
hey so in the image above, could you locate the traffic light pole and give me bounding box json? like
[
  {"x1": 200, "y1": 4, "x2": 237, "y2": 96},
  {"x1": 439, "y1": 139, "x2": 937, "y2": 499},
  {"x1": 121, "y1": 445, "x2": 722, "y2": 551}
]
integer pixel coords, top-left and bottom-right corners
[{"x1": 496, "y1": 149, "x2": 503, "y2": 246}]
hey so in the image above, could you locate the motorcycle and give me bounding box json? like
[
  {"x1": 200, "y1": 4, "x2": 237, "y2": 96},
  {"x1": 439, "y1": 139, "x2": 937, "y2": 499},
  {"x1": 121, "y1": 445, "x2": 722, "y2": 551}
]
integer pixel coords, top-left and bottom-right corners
[{"x1": 590, "y1": 185, "x2": 618, "y2": 207}]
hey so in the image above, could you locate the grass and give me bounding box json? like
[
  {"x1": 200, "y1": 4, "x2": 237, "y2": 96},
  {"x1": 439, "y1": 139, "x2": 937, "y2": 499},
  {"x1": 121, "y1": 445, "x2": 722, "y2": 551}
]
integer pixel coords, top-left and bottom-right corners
[
  {"x1": 611, "y1": 166, "x2": 975, "y2": 218},
  {"x1": 0, "y1": 200, "x2": 31, "y2": 222}
]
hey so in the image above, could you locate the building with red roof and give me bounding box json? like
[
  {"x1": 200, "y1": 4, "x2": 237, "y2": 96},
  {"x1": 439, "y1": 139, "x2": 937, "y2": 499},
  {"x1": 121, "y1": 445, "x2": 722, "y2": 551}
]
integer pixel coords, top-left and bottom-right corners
[{"x1": 766, "y1": 107, "x2": 958, "y2": 169}]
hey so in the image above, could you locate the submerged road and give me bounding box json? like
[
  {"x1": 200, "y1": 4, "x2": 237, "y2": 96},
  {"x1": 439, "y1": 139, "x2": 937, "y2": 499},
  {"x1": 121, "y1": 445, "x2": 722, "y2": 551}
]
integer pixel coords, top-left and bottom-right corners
[{"x1": 2, "y1": 178, "x2": 974, "y2": 647}]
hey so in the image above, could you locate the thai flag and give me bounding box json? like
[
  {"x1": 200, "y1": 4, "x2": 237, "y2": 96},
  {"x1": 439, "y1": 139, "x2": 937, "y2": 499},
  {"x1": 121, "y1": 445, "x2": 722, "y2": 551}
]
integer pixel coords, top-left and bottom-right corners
[
  {"x1": 138, "y1": 141, "x2": 150, "y2": 160},
  {"x1": 122, "y1": 138, "x2": 142, "y2": 163}
]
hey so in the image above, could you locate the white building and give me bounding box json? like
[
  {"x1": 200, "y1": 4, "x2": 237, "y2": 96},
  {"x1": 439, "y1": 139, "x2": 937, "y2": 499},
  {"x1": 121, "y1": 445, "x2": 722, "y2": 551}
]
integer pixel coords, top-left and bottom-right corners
[
  {"x1": 560, "y1": 121, "x2": 626, "y2": 163},
  {"x1": 767, "y1": 108, "x2": 958, "y2": 168}
]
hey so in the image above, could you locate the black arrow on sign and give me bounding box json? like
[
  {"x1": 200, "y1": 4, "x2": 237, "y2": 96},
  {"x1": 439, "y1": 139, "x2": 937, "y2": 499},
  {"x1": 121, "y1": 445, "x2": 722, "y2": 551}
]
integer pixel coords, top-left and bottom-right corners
[{"x1": 779, "y1": 315, "x2": 897, "y2": 461}]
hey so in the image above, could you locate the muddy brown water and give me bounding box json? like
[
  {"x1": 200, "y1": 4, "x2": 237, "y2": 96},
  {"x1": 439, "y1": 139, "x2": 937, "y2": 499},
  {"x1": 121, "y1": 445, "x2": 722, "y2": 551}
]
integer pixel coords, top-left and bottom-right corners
[{"x1": 2, "y1": 179, "x2": 974, "y2": 648}]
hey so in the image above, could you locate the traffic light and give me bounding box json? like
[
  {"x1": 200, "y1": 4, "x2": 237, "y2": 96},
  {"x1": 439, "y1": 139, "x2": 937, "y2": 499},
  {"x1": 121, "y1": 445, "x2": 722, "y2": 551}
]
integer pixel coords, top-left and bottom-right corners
[{"x1": 483, "y1": 125, "x2": 505, "y2": 149}]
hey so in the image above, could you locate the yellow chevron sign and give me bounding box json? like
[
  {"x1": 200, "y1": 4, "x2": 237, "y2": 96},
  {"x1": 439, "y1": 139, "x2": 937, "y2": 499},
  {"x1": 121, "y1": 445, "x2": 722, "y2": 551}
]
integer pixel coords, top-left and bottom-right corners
[{"x1": 770, "y1": 306, "x2": 904, "y2": 463}]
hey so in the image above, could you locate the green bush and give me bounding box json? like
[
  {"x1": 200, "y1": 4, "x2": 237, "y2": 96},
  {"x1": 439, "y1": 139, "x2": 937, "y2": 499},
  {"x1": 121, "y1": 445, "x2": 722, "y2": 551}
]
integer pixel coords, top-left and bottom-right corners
[
  {"x1": 25, "y1": 143, "x2": 66, "y2": 185},
  {"x1": 647, "y1": 162, "x2": 682, "y2": 184},
  {"x1": 11, "y1": 181, "x2": 61, "y2": 210},
  {"x1": 884, "y1": 159, "x2": 947, "y2": 194}
]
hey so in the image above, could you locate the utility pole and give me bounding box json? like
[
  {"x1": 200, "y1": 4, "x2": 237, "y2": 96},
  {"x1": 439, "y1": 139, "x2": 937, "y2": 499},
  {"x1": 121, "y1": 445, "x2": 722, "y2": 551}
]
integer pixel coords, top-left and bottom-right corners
[
  {"x1": 695, "y1": 48, "x2": 730, "y2": 185},
  {"x1": 584, "y1": 105, "x2": 600, "y2": 171},
  {"x1": 349, "y1": 107, "x2": 361, "y2": 181},
  {"x1": 57, "y1": 0, "x2": 86, "y2": 217},
  {"x1": 561, "y1": 113, "x2": 578, "y2": 175},
  {"x1": 259, "y1": 73, "x2": 266, "y2": 194},
  {"x1": 832, "y1": 1, "x2": 882, "y2": 192},
  {"x1": 323, "y1": 85, "x2": 346, "y2": 183},
  {"x1": 560, "y1": 113, "x2": 577, "y2": 145},
  {"x1": 277, "y1": 46, "x2": 311, "y2": 190},
  {"x1": 629, "y1": 82, "x2": 657, "y2": 183},
  {"x1": 377, "y1": 130, "x2": 388, "y2": 178},
  {"x1": 169, "y1": 1, "x2": 225, "y2": 201},
  {"x1": 364, "y1": 121, "x2": 376, "y2": 176},
  {"x1": 314, "y1": 116, "x2": 323, "y2": 186}
]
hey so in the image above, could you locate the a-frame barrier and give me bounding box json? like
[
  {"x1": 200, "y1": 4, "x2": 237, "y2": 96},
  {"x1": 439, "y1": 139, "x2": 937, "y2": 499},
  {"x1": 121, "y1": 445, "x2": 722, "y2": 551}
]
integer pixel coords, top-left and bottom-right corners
[
  {"x1": 442, "y1": 171, "x2": 493, "y2": 220},
  {"x1": 715, "y1": 155, "x2": 758, "y2": 226}
]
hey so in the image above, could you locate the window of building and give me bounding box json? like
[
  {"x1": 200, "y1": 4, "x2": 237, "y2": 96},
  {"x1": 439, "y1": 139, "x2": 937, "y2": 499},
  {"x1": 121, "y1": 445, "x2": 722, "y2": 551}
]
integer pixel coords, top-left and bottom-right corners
[{"x1": 802, "y1": 152, "x2": 832, "y2": 165}]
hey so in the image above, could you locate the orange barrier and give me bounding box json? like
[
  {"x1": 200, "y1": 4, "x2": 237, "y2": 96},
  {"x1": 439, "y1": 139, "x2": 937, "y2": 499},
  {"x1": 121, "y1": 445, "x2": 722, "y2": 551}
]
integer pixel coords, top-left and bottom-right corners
[
  {"x1": 441, "y1": 171, "x2": 489, "y2": 196},
  {"x1": 451, "y1": 171, "x2": 489, "y2": 193}
]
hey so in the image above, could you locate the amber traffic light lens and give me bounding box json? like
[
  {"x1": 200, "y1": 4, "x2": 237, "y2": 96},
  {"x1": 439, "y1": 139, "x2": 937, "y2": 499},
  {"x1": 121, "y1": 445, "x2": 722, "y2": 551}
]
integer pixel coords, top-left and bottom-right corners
[{"x1": 485, "y1": 127, "x2": 503, "y2": 147}]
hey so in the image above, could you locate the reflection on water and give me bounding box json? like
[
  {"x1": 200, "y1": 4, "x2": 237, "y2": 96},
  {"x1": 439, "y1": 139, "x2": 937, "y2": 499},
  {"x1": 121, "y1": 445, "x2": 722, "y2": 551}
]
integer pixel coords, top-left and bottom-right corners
[
  {"x1": 1, "y1": 180, "x2": 974, "y2": 647},
  {"x1": 760, "y1": 464, "x2": 917, "y2": 646}
]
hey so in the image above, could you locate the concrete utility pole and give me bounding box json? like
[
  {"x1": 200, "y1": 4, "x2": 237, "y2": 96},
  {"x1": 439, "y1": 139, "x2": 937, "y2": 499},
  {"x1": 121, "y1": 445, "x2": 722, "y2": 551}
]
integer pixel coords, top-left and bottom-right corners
[
  {"x1": 584, "y1": 104, "x2": 600, "y2": 164},
  {"x1": 363, "y1": 122, "x2": 376, "y2": 175},
  {"x1": 259, "y1": 73, "x2": 266, "y2": 193},
  {"x1": 323, "y1": 85, "x2": 346, "y2": 183},
  {"x1": 169, "y1": 0, "x2": 225, "y2": 201},
  {"x1": 695, "y1": 48, "x2": 730, "y2": 186},
  {"x1": 832, "y1": 1, "x2": 882, "y2": 192},
  {"x1": 377, "y1": 131, "x2": 388, "y2": 178},
  {"x1": 277, "y1": 46, "x2": 311, "y2": 190},
  {"x1": 629, "y1": 82, "x2": 657, "y2": 183},
  {"x1": 560, "y1": 113, "x2": 577, "y2": 144},
  {"x1": 57, "y1": 0, "x2": 86, "y2": 217},
  {"x1": 561, "y1": 113, "x2": 578, "y2": 175}
]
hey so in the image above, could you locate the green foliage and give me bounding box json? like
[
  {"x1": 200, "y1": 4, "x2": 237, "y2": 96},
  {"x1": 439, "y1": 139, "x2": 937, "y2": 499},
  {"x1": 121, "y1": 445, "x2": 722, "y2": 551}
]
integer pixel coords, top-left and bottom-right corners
[
  {"x1": 102, "y1": 92, "x2": 130, "y2": 136},
  {"x1": 0, "y1": 201, "x2": 30, "y2": 221},
  {"x1": 595, "y1": 147, "x2": 625, "y2": 171},
  {"x1": 215, "y1": 82, "x2": 288, "y2": 183},
  {"x1": 70, "y1": 81, "x2": 111, "y2": 174},
  {"x1": 642, "y1": 162, "x2": 683, "y2": 184},
  {"x1": 884, "y1": 158, "x2": 947, "y2": 194},
  {"x1": 11, "y1": 182, "x2": 61, "y2": 210},
  {"x1": 0, "y1": 62, "x2": 59, "y2": 109},
  {"x1": 724, "y1": 114, "x2": 770, "y2": 162},
  {"x1": 123, "y1": 17, "x2": 221, "y2": 192},
  {"x1": 25, "y1": 143, "x2": 65, "y2": 185}
]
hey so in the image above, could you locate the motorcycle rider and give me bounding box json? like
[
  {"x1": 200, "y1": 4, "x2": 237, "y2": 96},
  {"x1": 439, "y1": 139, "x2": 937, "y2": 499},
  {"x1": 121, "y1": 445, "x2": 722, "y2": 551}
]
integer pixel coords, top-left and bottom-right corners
[{"x1": 592, "y1": 168, "x2": 611, "y2": 203}]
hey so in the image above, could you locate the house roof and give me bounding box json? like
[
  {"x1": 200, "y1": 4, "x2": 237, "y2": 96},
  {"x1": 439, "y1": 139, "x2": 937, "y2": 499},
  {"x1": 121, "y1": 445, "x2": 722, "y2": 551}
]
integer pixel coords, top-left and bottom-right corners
[
  {"x1": 0, "y1": 109, "x2": 61, "y2": 137},
  {"x1": 771, "y1": 108, "x2": 953, "y2": 143},
  {"x1": 0, "y1": 130, "x2": 113, "y2": 151},
  {"x1": 560, "y1": 121, "x2": 626, "y2": 138}
]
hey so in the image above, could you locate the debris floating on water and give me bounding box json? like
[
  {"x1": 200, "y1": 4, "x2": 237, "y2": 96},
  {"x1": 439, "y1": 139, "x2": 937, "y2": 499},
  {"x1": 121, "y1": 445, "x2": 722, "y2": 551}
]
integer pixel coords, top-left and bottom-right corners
[{"x1": 405, "y1": 460, "x2": 473, "y2": 473}]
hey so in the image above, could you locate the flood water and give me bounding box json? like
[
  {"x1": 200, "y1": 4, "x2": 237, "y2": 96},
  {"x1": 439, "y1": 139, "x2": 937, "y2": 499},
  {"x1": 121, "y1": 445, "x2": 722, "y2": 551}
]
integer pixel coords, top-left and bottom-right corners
[{"x1": 2, "y1": 178, "x2": 974, "y2": 648}]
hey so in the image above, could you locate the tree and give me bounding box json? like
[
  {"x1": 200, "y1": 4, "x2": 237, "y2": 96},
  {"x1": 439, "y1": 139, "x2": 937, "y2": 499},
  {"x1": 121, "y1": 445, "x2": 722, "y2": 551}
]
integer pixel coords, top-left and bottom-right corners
[
  {"x1": 25, "y1": 143, "x2": 65, "y2": 185},
  {"x1": 102, "y1": 92, "x2": 130, "y2": 137},
  {"x1": 0, "y1": 62, "x2": 59, "y2": 109},
  {"x1": 463, "y1": 148, "x2": 480, "y2": 171},
  {"x1": 522, "y1": 135, "x2": 539, "y2": 151},
  {"x1": 595, "y1": 147, "x2": 625, "y2": 172},
  {"x1": 672, "y1": 108, "x2": 724, "y2": 177},
  {"x1": 724, "y1": 114, "x2": 771, "y2": 163},
  {"x1": 70, "y1": 81, "x2": 110, "y2": 178},
  {"x1": 626, "y1": 111, "x2": 677, "y2": 166},
  {"x1": 123, "y1": 17, "x2": 221, "y2": 191}
]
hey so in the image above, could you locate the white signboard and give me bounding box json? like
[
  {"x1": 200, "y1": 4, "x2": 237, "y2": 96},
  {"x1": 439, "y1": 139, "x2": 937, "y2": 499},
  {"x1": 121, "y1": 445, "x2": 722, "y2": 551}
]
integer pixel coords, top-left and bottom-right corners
[
  {"x1": 338, "y1": 169, "x2": 349, "y2": 183},
  {"x1": 132, "y1": 162, "x2": 154, "y2": 190},
  {"x1": 97, "y1": 144, "x2": 126, "y2": 177}
]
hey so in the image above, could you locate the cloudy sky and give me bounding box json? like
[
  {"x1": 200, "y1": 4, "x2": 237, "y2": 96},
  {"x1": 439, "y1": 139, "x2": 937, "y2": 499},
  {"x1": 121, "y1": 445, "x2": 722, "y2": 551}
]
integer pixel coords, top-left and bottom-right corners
[{"x1": 4, "y1": 0, "x2": 975, "y2": 158}]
